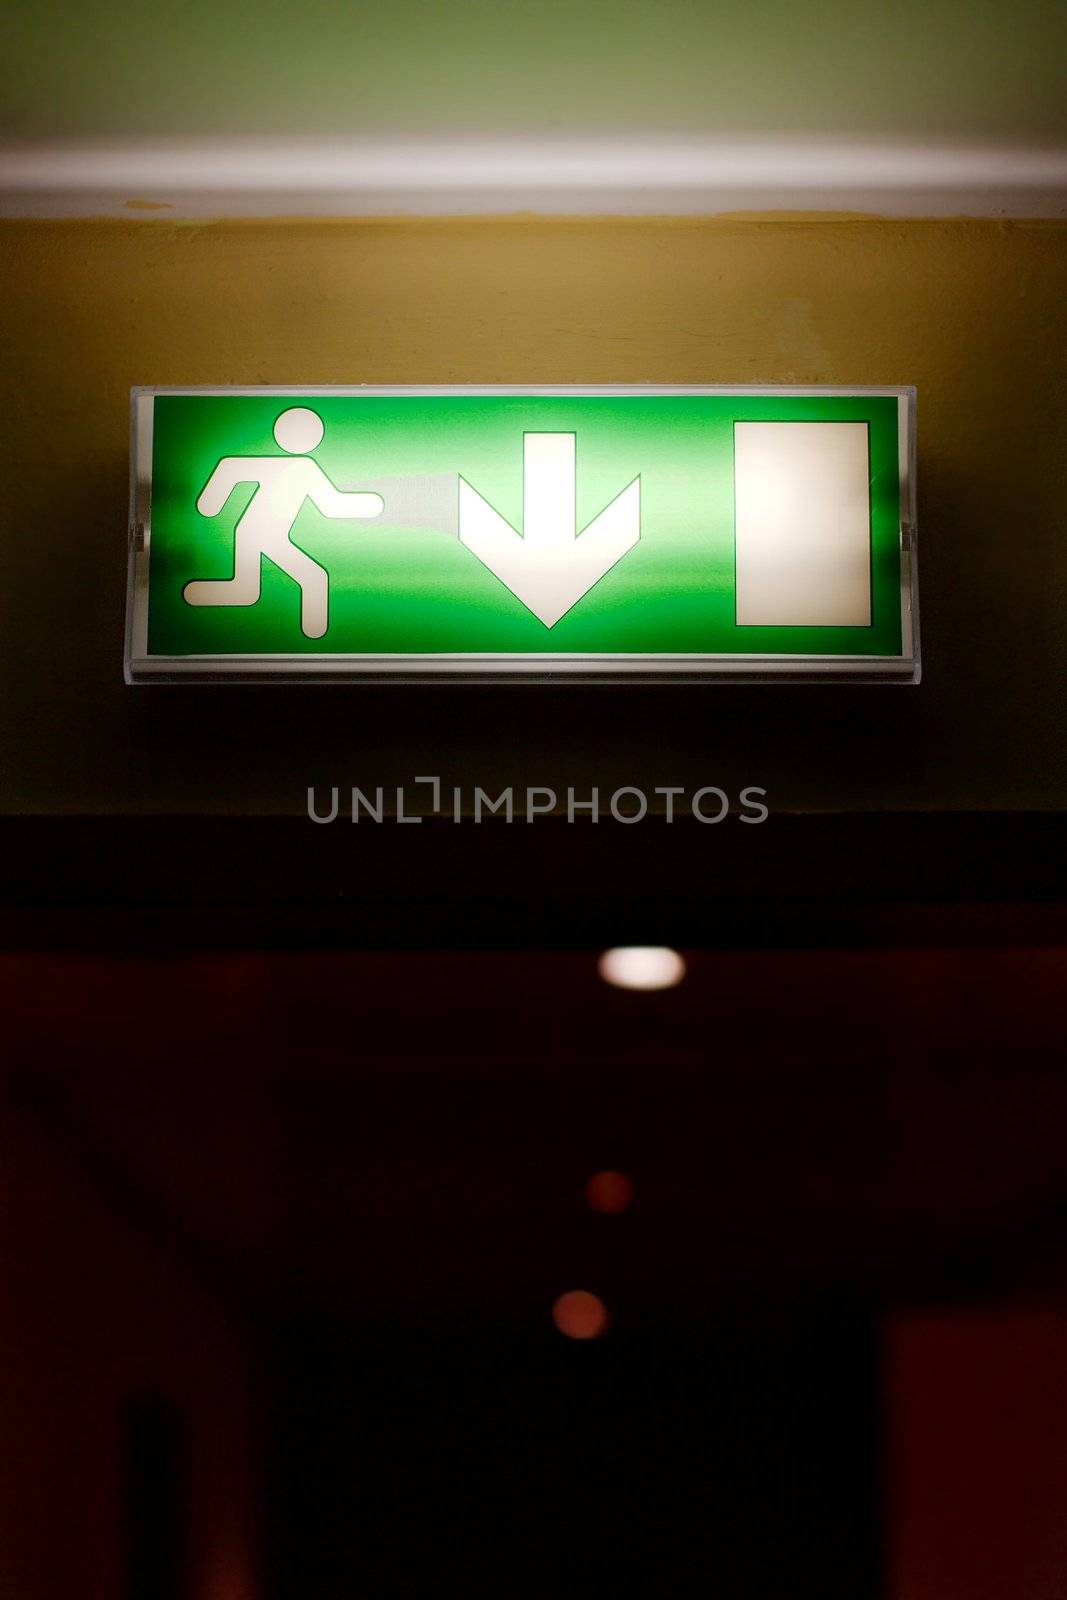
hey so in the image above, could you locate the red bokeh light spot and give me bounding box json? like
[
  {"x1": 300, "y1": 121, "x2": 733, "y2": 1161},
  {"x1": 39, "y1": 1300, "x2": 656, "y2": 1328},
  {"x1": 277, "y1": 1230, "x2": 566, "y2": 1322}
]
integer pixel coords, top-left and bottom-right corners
[
  {"x1": 584, "y1": 1169, "x2": 635, "y2": 1214},
  {"x1": 552, "y1": 1290, "x2": 610, "y2": 1340}
]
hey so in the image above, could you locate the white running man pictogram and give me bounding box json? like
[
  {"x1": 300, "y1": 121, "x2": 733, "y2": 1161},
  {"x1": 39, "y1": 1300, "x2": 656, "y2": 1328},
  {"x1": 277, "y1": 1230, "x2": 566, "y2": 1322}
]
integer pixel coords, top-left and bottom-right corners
[{"x1": 183, "y1": 406, "x2": 384, "y2": 639}]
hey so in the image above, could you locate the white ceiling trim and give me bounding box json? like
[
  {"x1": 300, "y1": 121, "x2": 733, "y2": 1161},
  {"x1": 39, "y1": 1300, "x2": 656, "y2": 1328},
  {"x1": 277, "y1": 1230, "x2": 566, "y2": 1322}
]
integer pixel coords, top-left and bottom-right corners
[{"x1": 3, "y1": 139, "x2": 1066, "y2": 218}]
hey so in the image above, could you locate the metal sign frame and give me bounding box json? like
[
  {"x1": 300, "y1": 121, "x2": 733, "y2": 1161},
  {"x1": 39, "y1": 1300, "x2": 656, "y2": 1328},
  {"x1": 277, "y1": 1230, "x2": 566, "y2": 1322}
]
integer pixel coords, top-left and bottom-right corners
[{"x1": 125, "y1": 385, "x2": 919, "y2": 684}]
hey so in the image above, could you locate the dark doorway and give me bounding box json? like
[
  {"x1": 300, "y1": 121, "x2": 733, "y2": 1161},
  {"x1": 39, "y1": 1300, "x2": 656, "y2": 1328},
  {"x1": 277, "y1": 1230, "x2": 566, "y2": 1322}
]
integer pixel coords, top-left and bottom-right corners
[{"x1": 122, "y1": 1394, "x2": 187, "y2": 1600}]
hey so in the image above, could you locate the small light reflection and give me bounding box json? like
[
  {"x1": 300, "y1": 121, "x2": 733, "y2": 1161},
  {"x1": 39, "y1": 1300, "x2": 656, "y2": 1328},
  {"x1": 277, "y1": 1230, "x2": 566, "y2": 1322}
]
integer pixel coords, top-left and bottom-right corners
[{"x1": 584, "y1": 1170, "x2": 635, "y2": 1214}]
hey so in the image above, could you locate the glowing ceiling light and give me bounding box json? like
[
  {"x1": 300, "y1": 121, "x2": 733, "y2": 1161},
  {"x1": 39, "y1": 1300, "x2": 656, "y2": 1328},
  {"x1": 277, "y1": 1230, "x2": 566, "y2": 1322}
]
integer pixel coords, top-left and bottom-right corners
[{"x1": 597, "y1": 947, "x2": 686, "y2": 991}]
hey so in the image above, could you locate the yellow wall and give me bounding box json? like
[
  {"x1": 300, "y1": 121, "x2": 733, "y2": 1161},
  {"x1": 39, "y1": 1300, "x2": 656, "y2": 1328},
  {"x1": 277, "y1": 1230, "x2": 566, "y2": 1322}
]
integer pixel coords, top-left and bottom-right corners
[{"x1": 1, "y1": 217, "x2": 1064, "y2": 815}]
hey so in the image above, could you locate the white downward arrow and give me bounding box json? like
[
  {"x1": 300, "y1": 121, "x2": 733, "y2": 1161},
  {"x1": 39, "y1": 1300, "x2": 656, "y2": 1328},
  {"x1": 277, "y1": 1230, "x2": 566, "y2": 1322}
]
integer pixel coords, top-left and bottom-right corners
[{"x1": 459, "y1": 433, "x2": 640, "y2": 627}]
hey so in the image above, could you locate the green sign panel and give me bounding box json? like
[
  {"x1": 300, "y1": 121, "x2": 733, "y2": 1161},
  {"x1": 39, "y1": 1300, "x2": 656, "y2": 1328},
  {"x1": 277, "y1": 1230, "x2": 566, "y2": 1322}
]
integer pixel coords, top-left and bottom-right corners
[{"x1": 126, "y1": 387, "x2": 917, "y2": 681}]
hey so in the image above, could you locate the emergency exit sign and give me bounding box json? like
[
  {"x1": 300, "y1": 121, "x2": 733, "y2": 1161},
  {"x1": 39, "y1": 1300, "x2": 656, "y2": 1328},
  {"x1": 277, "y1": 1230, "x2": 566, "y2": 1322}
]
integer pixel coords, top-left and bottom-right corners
[{"x1": 125, "y1": 386, "x2": 918, "y2": 682}]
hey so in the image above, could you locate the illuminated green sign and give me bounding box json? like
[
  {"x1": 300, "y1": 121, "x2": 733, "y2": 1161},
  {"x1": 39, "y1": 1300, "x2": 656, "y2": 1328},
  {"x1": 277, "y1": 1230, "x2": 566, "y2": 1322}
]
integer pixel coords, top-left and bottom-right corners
[{"x1": 125, "y1": 387, "x2": 917, "y2": 681}]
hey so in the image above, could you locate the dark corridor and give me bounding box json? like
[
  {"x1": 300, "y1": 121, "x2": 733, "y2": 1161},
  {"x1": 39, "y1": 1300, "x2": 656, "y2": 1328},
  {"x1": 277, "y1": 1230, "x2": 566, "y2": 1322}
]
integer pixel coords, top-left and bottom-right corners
[{"x1": 268, "y1": 1306, "x2": 879, "y2": 1597}]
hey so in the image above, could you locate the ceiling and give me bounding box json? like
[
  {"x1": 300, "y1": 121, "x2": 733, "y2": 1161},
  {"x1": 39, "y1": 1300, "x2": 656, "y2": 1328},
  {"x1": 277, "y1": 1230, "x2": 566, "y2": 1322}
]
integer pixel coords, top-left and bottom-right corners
[
  {"x1": 6, "y1": 947, "x2": 1067, "y2": 1320},
  {"x1": 2, "y1": 1, "x2": 1066, "y2": 215},
  {"x1": 3, "y1": 0, "x2": 1066, "y2": 144}
]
